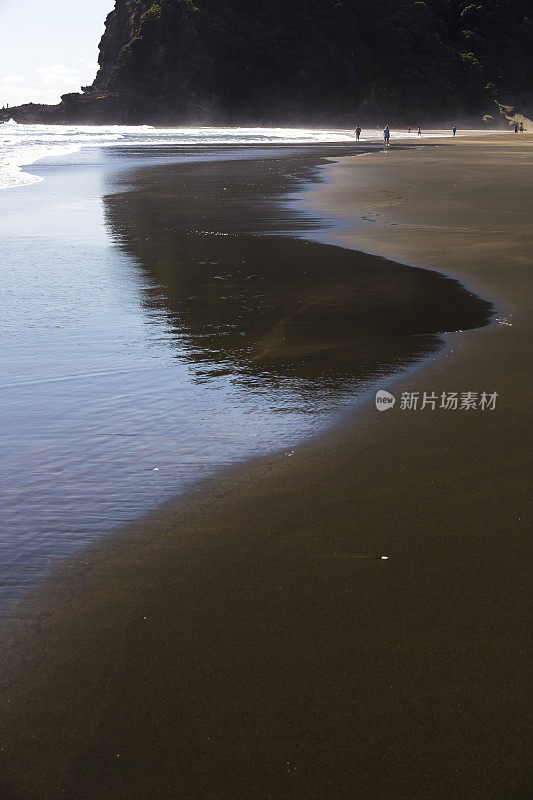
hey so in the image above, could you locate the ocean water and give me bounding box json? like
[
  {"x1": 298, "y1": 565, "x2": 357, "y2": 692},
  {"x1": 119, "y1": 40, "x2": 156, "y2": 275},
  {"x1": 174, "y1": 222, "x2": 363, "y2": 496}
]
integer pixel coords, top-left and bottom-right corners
[
  {"x1": 0, "y1": 121, "x2": 359, "y2": 190},
  {"x1": 0, "y1": 125, "x2": 492, "y2": 610},
  {"x1": 0, "y1": 120, "x2": 486, "y2": 190}
]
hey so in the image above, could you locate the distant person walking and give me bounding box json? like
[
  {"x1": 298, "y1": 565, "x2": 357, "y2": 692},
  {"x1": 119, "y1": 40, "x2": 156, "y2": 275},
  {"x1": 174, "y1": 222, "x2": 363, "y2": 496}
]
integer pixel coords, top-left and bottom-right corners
[
  {"x1": 519, "y1": 121, "x2": 524, "y2": 133},
  {"x1": 383, "y1": 125, "x2": 390, "y2": 146},
  {"x1": 417, "y1": 126, "x2": 421, "y2": 136},
  {"x1": 355, "y1": 125, "x2": 361, "y2": 141},
  {"x1": 408, "y1": 126, "x2": 411, "y2": 133},
  {"x1": 452, "y1": 125, "x2": 457, "y2": 136},
  {"x1": 514, "y1": 122, "x2": 518, "y2": 133}
]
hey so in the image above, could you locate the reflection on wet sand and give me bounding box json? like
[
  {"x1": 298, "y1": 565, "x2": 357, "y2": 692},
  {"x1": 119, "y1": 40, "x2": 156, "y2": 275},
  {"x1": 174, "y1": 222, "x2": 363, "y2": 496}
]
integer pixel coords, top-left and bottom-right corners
[{"x1": 104, "y1": 154, "x2": 493, "y2": 395}]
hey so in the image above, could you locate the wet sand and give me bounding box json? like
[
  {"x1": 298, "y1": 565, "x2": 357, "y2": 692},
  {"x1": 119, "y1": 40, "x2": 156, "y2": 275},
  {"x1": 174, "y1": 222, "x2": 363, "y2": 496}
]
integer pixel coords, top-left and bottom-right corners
[
  {"x1": 0, "y1": 143, "x2": 493, "y2": 608},
  {"x1": 0, "y1": 135, "x2": 531, "y2": 799}
]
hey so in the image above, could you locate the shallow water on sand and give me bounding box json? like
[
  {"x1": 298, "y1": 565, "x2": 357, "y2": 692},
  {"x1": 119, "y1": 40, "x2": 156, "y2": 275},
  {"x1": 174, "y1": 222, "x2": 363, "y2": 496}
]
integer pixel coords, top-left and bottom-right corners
[{"x1": 0, "y1": 145, "x2": 493, "y2": 610}]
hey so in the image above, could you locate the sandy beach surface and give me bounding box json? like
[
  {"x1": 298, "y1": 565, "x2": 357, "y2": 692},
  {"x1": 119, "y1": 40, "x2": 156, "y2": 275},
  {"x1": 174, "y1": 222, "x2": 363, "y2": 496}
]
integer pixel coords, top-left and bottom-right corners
[{"x1": 0, "y1": 134, "x2": 531, "y2": 799}]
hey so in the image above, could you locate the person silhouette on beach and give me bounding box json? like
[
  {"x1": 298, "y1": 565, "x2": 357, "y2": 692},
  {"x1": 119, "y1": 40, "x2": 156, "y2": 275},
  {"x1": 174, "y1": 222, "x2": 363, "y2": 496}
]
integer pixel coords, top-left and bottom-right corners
[
  {"x1": 519, "y1": 122, "x2": 524, "y2": 133},
  {"x1": 355, "y1": 125, "x2": 361, "y2": 141},
  {"x1": 452, "y1": 125, "x2": 457, "y2": 136},
  {"x1": 383, "y1": 125, "x2": 390, "y2": 146},
  {"x1": 408, "y1": 126, "x2": 411, "y2": 133},
  {"x1": 514, "y1": 123, "x2": 518, "y2": 133},
  {"x1": 417, "y1": 126, "x2": 421, "y2": 136}
]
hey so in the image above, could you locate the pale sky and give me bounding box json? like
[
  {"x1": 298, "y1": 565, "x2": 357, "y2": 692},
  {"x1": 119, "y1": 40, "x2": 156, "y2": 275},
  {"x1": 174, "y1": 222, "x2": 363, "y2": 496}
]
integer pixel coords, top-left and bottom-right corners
[{"x1": 0, "y1": 0, "x2": 115, "y2": 106}]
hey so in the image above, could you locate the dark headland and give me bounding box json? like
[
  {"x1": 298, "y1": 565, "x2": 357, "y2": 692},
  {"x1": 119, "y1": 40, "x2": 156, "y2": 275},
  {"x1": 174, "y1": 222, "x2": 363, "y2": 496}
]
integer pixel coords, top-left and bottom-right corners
[{"x1": 1, "y1": 0, "x2": 532, "y2": 126}]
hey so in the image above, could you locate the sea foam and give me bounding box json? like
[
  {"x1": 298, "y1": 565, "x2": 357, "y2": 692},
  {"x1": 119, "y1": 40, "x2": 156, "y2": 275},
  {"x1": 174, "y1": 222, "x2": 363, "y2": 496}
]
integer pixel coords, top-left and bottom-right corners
[
  {"x1": 0, "y1": 120, "x2": 496, "y2": 190},
  {"x1": 0, "y1": 121, "x2": 356, "y2": 190}
]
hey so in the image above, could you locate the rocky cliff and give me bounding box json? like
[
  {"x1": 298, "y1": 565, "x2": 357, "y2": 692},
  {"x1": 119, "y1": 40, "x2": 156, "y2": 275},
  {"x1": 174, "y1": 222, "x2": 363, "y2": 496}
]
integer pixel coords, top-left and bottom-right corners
[{"x1": 3, "y1": 0, "x2": 532, "y2": 125}]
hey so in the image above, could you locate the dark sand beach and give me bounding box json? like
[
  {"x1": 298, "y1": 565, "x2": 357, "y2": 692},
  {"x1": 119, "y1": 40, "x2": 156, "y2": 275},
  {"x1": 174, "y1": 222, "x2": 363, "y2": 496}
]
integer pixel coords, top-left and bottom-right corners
[
  {"x1": 0, "y1": 135, "x2": 531, "y2": 799},
  {"x1": 0, "y1": 143, "x2": 491, "y2": 606}
]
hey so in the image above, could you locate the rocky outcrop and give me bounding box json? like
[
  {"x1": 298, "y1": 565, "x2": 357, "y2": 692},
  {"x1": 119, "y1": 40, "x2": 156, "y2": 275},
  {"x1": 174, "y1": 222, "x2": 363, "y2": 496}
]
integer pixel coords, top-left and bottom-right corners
[{"x1": 2, "y1": 0, "x2": 532, "y2": 126}]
